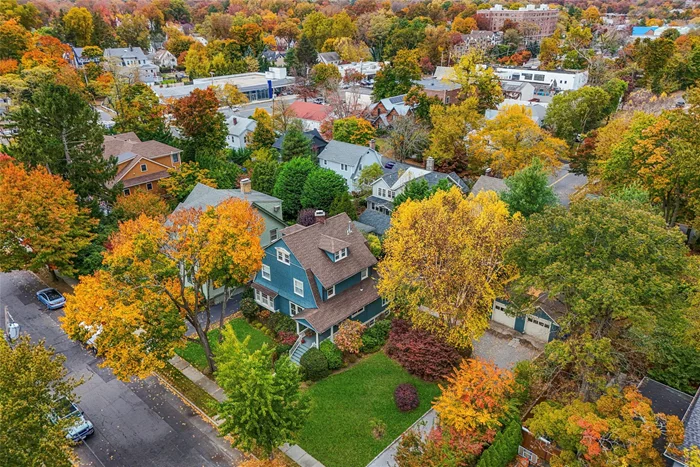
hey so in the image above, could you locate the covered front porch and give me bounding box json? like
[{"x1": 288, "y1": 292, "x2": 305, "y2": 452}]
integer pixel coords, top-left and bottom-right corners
[{"x1": 289, "y1": 318, "x2": 334, "y2": 365}]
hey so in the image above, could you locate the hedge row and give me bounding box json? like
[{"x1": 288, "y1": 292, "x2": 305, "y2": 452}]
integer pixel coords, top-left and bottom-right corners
[{"x1": 476, "y1": 418, "x2": 523, "y2": 467}]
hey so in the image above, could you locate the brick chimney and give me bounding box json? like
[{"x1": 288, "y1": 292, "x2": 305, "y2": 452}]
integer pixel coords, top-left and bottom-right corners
[
  {"x1": 425, "y1": 156, "x2": 435, "y2": 172},
  {"x1": 315, "y1": 210, "x2": 326, "y2": 224},
  {"x1": 240, "y1": 178, "x2": 252, "y2": 194},
  {"x1": 485, "y1": 168, "x2": 492, "y2": 177},
  {"x1": 369, "y1": 139, "x2": 376, "y2": 150}
]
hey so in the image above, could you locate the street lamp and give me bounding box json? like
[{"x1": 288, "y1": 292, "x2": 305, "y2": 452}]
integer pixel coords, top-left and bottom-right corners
[{"x1": 210, "y1": 71, "x2": 215, "y2": 88}]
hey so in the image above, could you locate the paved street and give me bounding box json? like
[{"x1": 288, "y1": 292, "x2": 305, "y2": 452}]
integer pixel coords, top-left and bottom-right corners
[
  {"x1": 0, "y1": 271, "x2": 244, "y2": 467},
  {"x1": 549, "y1": 163, "x2": 588, "y2": 207}
]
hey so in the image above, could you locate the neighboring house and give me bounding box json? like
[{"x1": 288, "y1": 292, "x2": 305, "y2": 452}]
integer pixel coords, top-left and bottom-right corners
[
  {"x1": 226, "y1": 116, "x2": 257, "y2": 150},
  {"x1": 470, "y1": 174, "x2": 507, "y2": 195},
  {"x1": 629, "y1": 25, "x2": 697, "y2": 41},
  {"x1": 94, "y1": 106, "x2": 116, "y2": 130},
  {"x1": 337, "y1": 61, "x2": 384, "y2": 79},
  {"x1": 318, "y1": 52, "x2": 341, "y2": 65},
  {"x1": 272, "y1": 129, "x2": 328, "y2": 156},
  {"x1": 359, "y1": 158, "x2": 468, "y2": 235},
  {"x1": 317, "y1": 139, "x2": 383, "y2": 191},
  {"x1": 485, "y1": 100, "x2": 548, "y2": 126},
  {"x1": 104, "y1": 132, "x2": 182, "y2": 194},
  {"x1": 104, "y1": 47, "x2": 161, "y2": 84},
  {"x1": 454, "y1": 30, "x2": 503, "y2": 57},
  {"x1": 366, "y1": 95, "x2": 413, "y2": 128},
  {"x1": 519, "y1": 378, "x2": 700, "y2": 466},
  {"x1": 174, "y1": 181, "x2": 287, "y2": 303},
  {"x1": 494, "y1": 66, "x2": 589, "y2": 92},
  {"x1": 252, "y1": 211, "x2": 388, "y2": 364},
  {"x1": 287, "y1": 101, "x2": 333, "y2": 131},
  {"x1": 501, "y1": 81, "x2": 536, "y2": 101},
  {"x1": 413, "y1": 78, "x2": 462, "y2": 104},
  {"x1": 149, "y1": 49, "x2": 178, "y2": 69},
  {"x1": 70, "y1": 47, "x2": 103, "y2": 68},
  {"x1": 490, "y1": 293, "x2": 563, "y2": 343}
]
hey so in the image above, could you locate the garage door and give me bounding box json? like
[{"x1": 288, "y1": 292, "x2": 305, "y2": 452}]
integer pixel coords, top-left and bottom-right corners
[
  {"x1": 524, "y1": 314, "x2": 551, "y2": 342},
  {"x1": 492, "y1": 302, "x2": 515, "y2": 328}
]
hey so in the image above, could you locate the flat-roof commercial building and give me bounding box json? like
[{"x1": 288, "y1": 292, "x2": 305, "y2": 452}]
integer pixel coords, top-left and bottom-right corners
[
  {"x1": 476, "y1": 4, "x2": 559, "y2": 42},
  {"x1": 152, "y1": 68, "x2": 294, "y2": 102}
]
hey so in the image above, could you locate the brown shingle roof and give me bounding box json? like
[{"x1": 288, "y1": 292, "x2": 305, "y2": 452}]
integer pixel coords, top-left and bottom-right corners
[
  {"x1": 104, "y1": 133, "x2": 180, "y2": 161},
  {"x1": 318, "y1": 235, "x2": 350, "y2": 254},
  {"x1": 121, "y1": 170, "x2": 169, "y2": 188},
  {"x1": 282, "y1": 213, "x2": 377, "y2": 289},
  {"x1": 295, "y1": 273, "x2": 380, "y2": 333}
]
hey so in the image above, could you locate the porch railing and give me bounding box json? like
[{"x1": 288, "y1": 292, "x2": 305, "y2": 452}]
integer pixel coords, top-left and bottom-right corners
[{"x1": 289, "y1": 333, "x2": 305, "y2": 358}]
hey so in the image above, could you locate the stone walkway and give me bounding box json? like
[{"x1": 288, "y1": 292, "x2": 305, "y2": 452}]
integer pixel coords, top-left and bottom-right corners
[
  {"x1": 168, "y1": 355, "x2": 325, "y2": 467},
  {"x1": 366, "y1": 409, "x2": 438, "y2": 467}
]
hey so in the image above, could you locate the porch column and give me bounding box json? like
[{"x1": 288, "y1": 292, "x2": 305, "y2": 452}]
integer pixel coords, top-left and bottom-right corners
[
  {"x1": 315, "y1": 331, "x2": 319, "y2": 348},
  {"x1": 296, "y1": 321, "x2": 300, "y2": 334},
  {"x1": 330, "y1": 326, "x2": 334, "y2": 341}
]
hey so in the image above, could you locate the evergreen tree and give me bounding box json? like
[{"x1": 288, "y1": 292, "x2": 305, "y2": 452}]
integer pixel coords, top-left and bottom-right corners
[
  {"x1": 300, "y1": 168, "x2": 348, "y2": 213},
  {"x1": 500, "y1": 158, "x2": 558, "y2": 217},
  {"x1": 296, "y1": 35, "x2": 318, "y2": 77},
  {"x1": 9, "y1": 83, "x2": 117, "y2": 208},
  {"x1": 273, "y1": 158, "x2": 318, "y2": 219},
  {"x1": 281, "y1": 121, "x2": 313, "y2": 161},
  {"x1": 329, "y1": 191, "x2": 357, "y2": 220},
  {"x1": 251, "y1": 160, "x2": 280, "y2": 195},
  {"x1": 217, "y1": 327, "x2": 309, "y2": 457}
]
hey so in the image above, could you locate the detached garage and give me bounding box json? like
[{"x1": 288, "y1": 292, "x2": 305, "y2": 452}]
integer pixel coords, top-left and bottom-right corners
[{"x1": 490, "y1": 293, "x2": 564, "y2": 343}]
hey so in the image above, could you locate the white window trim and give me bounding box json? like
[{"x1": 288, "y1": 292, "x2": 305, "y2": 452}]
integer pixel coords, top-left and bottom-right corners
[
  {"x1": 326, "y1": 285, "x2": 335, "y2": 299},
  {"x1": 293, "y1": 278, "x2": 304, "y2": 297},
  {"x1": 140, "y1": 163, "x2": 148, "y2": 172},
  {"x1": 146, "y1": 182, "x2": 153, "y2": 191},
  {"x1": 334, "y1": 248, "x2": 348, "y2": 262},
  {"x1": 382, "y1": 297, "x2": 389, "y2": 306},
  {"x1": 290, "y1": 301, "x2": 303, "y2": 316},
  {"x1": 262, "y1": 264, "x2": 271, "y2": 281},
  {"x1": 361, "y1": 268, "x2": 369, "y2": 280},
  {"x1": 254, "y1": 289, "x2": 274, "y2": 311},
  {"x1": 123, "y1": 188, "x2": 130, "y2": 196},
  {"x1": 351, "y1": 306, "x2": 365, "y2": 318},
  {"x1": 270, "y1": 229, "x2": 278, "y2": 242},
  {"x1": 276, "y1": 248, "x2": 290, "y2": 265}
]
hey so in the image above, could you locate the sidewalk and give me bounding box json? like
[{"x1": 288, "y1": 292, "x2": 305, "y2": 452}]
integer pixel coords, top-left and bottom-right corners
[
  {"x1": 168, "y1": 354, "x2": 325, "y2": 467},
  {"x1": 366, "y1": 409, "x2": 438, "y2": 467}
]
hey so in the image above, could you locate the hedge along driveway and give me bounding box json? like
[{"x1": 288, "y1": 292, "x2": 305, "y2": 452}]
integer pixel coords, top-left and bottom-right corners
[
  {"x1": 297, "y1": 352, "x2": 441, "y2": 467},
  {"x1": 175, "y1": 318, "x2": 274, "y2": 373}
]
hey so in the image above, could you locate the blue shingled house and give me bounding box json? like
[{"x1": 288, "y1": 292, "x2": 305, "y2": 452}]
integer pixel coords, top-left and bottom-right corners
[{"x1": 251, "y1": 211, "x2": 389, "y2": 363}]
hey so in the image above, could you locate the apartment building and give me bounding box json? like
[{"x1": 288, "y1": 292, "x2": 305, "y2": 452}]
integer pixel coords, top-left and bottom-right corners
[{"x1": 475, "y1": 4, "x2": 559, "y2": 42}]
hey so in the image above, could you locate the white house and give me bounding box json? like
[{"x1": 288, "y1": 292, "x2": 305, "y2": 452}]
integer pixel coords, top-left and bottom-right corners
[
  {"x1": 104, "y1": 47, "x2": 162, "y2": 84},
  {"x1": 494, "y1": 66, "x2": 588, "y2": 92},
  {"x1": 317, "y1": 140, "x2": 383, "y2": 191},
  {"x1": 149, "y1": 49, "x2": 178, "y2": 69},
  {"x1": 226, "y1": 116, "x2": 257, "y2": 150},
  {"x1": 318, "y1": 52, "x2": 341, "y2": 65}
]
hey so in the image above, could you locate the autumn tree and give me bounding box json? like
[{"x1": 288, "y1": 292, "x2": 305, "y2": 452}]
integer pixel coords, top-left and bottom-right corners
[
  {"x1": 332, "y1": 117, "x2": 375, "y2": 146},
  {"x1": 425, "y1": 98, "x2": 482, "y2": 171},
  {"x1": 216, "y1": 83, "x2": 248, "y2": 111},
  {"x1": 378, "y1": 187, "x2": 522, "y2": 350},
  {"x1": 113, "y1": 190, "x2": 170, "y2": 221},
  {"x1": 63, "y1": 7, "x2": 93, "y2": 47},
  {"x1": 0, "y1": 19, "x2": 31, "y2": 60},
  {"x1": 310, "y1": 63, "x2": 341, "y2": 89},
  {"x1": 9, "y1": 83, "x2": 117, "y2": 207},
  {"x1": 0, "y1": 337, "x2": 80, "y2": 467},
  {"x1": 300, "y1": 168, "x2": 348, "y2": 213},
  {"x1": 543, "y1": 85, "x2": 612, "y2": 145},
  {"x1": 452, "y1": 51, "x2": 504, "y2": 112},
  {"x1": 273, "y1": 157, "x2": 318, "y2": 219},
  {"x1": 116, "y1": 13, "x2": 150, "y2": 50},
  {"x1": 526, "y1": 386, "x2": 685, "y2": 466},
  {"x1": 500, "y1": 158, "x2": 558, "y2": 217},
  {"x1": 170, "y1": 87, "x2": 227, "y2": 156},
  {"x1": 0, "y1": 159, "x2": 95, "y2": 277},
  {"x1": 113, "y1": 82, "x2": 167, "y2": 140},
  {"x1": 249, "y1": 108, "x2": 276, "y2": 151},
  {"x1": 507, "y1": 197, "x2": 700, "y2": 397},
  {"x1": 469, "y1": 105, "x2": 565, "y2": 177},
  {"x1": 387, "y1": 115, "x2": 429, "y2": 162},
  {"x1": 372, "y1": 49, "x2": 422, "y2": 101},
  {"x1": 357, "y1": 163, "x2": 384, "y2": 195},
  {"x1": 160, "y1": 162, "x2": 217, "y2": 202},
  {"x1": 334, "y1": 320, "x2": 365, "y2": 354},
  {"x1": 217, "y1": 328, "x2": 309, "y2": 457},
  {"x1": 392, "y1": 179, "x2": 451, "y2": 209}
]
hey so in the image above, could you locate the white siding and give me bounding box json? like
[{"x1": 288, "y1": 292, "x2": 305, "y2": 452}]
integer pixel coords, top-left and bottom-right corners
[
  {"x1": 491, "y1": 301, "x2": 516, "y2": 328},
  {"x1": 524, "y1": 314, "x2": 551, "y2": 342}
]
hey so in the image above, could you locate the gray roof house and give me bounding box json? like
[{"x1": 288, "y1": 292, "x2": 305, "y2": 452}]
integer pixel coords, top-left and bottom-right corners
[
  {"x1": 470, "y1": 175, "x2": 508, "y2": 195},
  {"x1": 272, "y1": 129, "x2": 328, "y2": 156},
  {"x1": 317, "y1": 140, "x2": 383, "y2": 192},
  {"x1": 359, "y1": 159, "x2": 468, "y2": 235},
  {"x1": 226, "y1": 116, "x2": 257, "y2": 150},
  {"x1": 318, "y1": 52, "x2": 341, "y2": 65},
  {"x1": 104, "y1": 47, "x2": 161, "y2": 84}
]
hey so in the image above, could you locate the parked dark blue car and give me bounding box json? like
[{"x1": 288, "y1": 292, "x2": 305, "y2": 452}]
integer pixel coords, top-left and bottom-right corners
[{"x1": 36, "y1": 288, "x2": 66, "y2": 310}]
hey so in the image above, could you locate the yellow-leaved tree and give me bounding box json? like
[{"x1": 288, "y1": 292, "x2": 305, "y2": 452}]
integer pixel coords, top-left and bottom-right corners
[
  {"x1": 377, "y1": 187, "x2": 523, "y2": 350},
  {"x1": 468, "y1": 105, "x2": 566, "y2": 177},
  {"x1": 62, "y1": 198, "x2": 264, "y2": 378}
]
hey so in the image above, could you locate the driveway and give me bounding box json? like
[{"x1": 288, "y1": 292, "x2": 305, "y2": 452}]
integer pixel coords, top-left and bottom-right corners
[
  {"x1": 472, "y1": 323, "x2": 543, "y2": 370},
  {"x1": 0, "y1": 271, "x2": 245, "y2": 467}
]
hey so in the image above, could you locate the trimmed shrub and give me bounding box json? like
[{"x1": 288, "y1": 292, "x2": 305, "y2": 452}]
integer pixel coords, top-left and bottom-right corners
[
  {"x1": 266, "y1": 312, "x2": 296, "y2": 334},
  {"x1": 475, "y1": 418, "x2": 522, "y2": 467},
  {"x1": 297, "y1": 208, "x2": 317, "y2": 226},
  {"x1": 335, "y1": 320, "x2": 365, "y2": 354},
  {"x1": 394, "y1": 383, "x2": 420, "y2": 412},
  {"x1": 386, "y1": 319, "x2": 463, "y2": 381},
  {"x1": 320, "y1": 340, "x2": 343, "y2": 370},
  {"x1": 300, "y1": 348, "x2": 329, "y2": 381},
  {"x1": 275, "y1": 343, "x2": 292, "y2": 360},
  {"x1": 239, "y1": 297, "x2": 259, "y2": 322},
  {"x1": 277, "y1": 331, "x2": 298, "y2": 345},
  {"x1": 361, "y1": 320, "x2": 391, "y2": 353}
]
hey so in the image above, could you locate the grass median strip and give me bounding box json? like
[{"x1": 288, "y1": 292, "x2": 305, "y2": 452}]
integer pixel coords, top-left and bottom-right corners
[{"x1": 157, "y1": 362, "x2": 219, "y2": 418}]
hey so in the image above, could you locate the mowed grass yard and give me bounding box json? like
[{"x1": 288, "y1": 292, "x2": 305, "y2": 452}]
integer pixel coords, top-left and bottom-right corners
[
  {"x1": 175, "y1": 318, "x2": 273, "y2": 373},
  {"x1": 297, "y1": 352, "x2": 441, "y2": 467}
]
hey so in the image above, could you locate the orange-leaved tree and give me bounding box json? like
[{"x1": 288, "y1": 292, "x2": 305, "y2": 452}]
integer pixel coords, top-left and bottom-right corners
[
  {"x1": 200, "y1": 198, "x2": 265, "y2": 339},
  {"x1": 113, "y1": 190, "x2": 170, "y2": 221},
  {"x1": 0, "y1": 157, "x2": 95, "y2": 278},
  {"x1": 63, "y1": 201, "x2": 264, "y2": 378},
  {"x1": 377, "y1": 187, "x2": 523, "y2": 350}
]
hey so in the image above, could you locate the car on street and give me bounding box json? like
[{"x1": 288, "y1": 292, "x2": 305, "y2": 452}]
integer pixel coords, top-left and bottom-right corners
[
  {"x1": 36, "y1": 288, "x2": 66, "y2": 310},
  {"x1": 51, "y1": 398, "x2": 95, "y2": 443}
]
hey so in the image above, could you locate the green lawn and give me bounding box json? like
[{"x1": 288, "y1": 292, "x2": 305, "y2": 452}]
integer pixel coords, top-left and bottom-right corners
[
  {"x1": 157, "y1": 362, "x2": 219, "y2": 418},
  {"x1": 297, "y1": 352, "x2": 441, "y2": 467},
  {"x1": 175, "y1": 318, "x2": 274, "y2": 373}
]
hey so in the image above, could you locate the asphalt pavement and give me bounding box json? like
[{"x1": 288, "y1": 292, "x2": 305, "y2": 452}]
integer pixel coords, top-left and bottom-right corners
[{"x1": 0, "y1": 270, "x2": 245, "y2": 467}]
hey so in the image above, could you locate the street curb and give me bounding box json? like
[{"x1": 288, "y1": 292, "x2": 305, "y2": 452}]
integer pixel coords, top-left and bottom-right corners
[{"x1": 152, "y1": 371, "x2": 224, "y2": 427}]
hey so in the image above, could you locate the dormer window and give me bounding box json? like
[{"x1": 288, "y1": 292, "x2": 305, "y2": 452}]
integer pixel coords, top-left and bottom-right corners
[
  {"x1": 334, "y1": 248, "x2": 348, "y2": 261},
  {"x1": 326, "y1": 285, "x2": 335, "y2": 299},
  {"x1": 276, "y1": 248, "x2": 290, "y2": 265}
]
